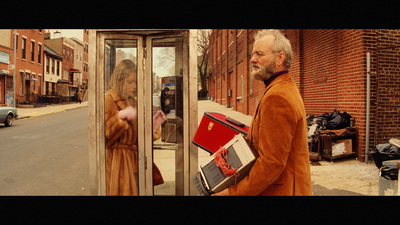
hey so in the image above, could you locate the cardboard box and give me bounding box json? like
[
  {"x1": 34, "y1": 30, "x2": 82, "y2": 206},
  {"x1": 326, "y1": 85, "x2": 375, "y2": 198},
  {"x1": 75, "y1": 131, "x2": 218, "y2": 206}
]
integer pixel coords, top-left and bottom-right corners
[{"x1": 336, "y1": 139, "x2": 352, "y2": 154}]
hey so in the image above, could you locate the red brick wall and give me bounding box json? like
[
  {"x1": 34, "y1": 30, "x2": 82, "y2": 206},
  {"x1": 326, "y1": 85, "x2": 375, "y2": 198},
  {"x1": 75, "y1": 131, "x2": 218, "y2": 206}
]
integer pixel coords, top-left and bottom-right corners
[
  {"x1": 373, "y1": 29, "x2": 400, "y2": 148},
  {"x1": 297, "y1": 29, "x2": 369, "y2": 159},
  {"x1": 14, "y1": 29, "x2": 45, "y2": 103},
  {"x1": 62, "y1": 43, "x2": 74, "y2": 81}
]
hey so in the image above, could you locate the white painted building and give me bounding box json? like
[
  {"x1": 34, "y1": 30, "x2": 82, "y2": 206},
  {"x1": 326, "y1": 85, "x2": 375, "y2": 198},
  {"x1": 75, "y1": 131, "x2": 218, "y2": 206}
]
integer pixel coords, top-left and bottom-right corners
[{"x1": 43, "y1": 45, "x2": 63, "y2": 96}]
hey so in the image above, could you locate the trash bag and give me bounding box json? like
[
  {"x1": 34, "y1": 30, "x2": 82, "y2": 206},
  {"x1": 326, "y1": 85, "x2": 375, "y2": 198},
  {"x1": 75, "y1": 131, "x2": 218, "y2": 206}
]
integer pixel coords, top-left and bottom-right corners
[
  {"x1": 325, "y1": 109, "x2": 352, "y2": 130},
  {"x1": 341, "y1": 112, "x2": 352, "y2": 128},
  {"x1": 326, "y1": 113, "x2": 343, "y2": 130},
  {"x1": 380, "y1": 163, "x2": 399, "y2": 180},
  {"x1": 315, "y1": 113, "x2": 329, "y2": 130},
  {"x1": 328, "y1": 109, "x2": 339, "y2": 121},
  {"x1": 370, "y1": 143, "x2": 400, "y2": 169}
]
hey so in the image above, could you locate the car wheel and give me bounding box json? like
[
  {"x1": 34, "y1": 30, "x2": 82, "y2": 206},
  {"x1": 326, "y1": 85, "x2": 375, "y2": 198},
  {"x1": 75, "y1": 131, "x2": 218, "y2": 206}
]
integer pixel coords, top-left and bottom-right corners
[{"x1": 4, "y1": 114, "x2": 13, "y2": 127}]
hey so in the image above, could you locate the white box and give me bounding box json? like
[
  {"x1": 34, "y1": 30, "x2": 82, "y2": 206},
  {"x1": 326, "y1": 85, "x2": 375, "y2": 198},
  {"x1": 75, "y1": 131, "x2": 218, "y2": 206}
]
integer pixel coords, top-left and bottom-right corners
[{"x1": 198, "y1": 134, "x2": 258, "y2": 194}]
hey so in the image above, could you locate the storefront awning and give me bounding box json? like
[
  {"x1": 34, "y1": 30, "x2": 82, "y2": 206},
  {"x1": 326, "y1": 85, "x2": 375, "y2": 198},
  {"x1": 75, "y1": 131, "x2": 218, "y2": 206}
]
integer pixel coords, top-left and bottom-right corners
[
  {"x1": 57, "y1": 79, "x2": 72, "y2": 84},
  {"x1": 25, "y1": 77, "x2": 38, "y2": 81},
  {"x1": 70, "y1": 68, "x2": 81, "y2": 73},
  {"x1": 0, "y1": 69, "x2": 11, "y2": 76}
]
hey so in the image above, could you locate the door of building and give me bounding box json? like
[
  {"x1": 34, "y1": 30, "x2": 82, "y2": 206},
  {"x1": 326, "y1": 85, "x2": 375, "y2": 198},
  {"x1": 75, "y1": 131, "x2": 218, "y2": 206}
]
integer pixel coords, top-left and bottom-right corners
[
  {"x1": 25, "y1": 80, "x2": 29, "y2": 102},
  {"x1": 88, "y1": 30, "x2": 198, "y2": 196}
]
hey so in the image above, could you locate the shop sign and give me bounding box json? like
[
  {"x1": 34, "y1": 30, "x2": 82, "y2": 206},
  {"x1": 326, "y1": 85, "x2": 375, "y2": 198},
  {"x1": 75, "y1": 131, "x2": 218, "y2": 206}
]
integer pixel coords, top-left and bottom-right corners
[{"x1": 0, "y1": 51, "x2": 10, "y2": 64}]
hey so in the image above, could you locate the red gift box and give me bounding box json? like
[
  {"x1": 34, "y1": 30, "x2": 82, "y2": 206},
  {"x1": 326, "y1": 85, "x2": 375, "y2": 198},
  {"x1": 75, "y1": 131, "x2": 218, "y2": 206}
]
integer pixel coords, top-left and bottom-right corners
[{"x1": 193, "y1": 112, "x2": 250, "y2": 154}]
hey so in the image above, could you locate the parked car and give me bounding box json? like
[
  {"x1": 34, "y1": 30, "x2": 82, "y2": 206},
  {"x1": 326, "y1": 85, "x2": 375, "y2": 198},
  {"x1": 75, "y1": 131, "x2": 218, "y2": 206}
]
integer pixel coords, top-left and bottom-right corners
[{"x1": 0, "y1": 106, "x2": 18, "y2": 127}]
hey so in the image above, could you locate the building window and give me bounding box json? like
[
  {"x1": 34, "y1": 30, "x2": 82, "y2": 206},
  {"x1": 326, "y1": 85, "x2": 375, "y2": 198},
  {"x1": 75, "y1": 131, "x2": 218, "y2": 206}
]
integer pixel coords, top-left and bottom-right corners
[
  {"x1": 38, "y1": 75, "x2": 41, "y2": 95},
  {"x1": 63, "y1": 48, "x2": 65, "y2": 57},
  {"x1": 31, "y1": 74, "x2": 35, "y2": 93},
  {"x1": 52, "y1": 59, "x2": 55, "y2": 74},
  {"x1": 46, "y1": 57, "x2": 50, "y2": 73},
  {"x1": 19, "y1": 72, "x2": 24, "y2": 95},
  {"x1": 22, "y1": 38, "x2": 26, "y2": 59},
  {"x1": 31, "y1": 41, "x2": 35, "y2": 62},
  {"x1": 38, "y1": 44, "x2": 42, "y2": 64},
  {"x1": 57, "y1": 61, "x2": 60, "y2": 76}
]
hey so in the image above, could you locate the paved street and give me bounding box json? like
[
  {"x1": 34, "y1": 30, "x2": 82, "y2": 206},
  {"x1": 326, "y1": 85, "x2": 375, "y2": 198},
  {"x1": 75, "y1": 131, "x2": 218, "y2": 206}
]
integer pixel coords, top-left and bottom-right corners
[{"x1": 0, "y1": 106, "x2": 90, "y2": 195}]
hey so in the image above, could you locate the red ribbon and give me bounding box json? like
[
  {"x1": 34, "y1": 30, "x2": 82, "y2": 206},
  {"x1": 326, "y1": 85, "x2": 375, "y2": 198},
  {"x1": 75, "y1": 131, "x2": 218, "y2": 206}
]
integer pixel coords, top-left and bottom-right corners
[{"x1": 214, "y1": 147, "x2": 240, "y2": 186}]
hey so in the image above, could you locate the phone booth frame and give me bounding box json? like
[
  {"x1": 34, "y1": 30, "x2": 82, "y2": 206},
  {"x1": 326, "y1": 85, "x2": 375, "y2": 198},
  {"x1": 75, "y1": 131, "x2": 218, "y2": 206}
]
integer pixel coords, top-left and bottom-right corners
[{"x1": 88, "y1": 29, "x2": 198, "y2": 196}]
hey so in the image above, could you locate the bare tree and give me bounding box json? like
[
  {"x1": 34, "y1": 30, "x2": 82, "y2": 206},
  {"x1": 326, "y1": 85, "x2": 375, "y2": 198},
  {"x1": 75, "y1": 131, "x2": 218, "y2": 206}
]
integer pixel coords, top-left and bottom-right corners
[{"x1": 197, "y1": 29, "x2": 211, "y2": 97}]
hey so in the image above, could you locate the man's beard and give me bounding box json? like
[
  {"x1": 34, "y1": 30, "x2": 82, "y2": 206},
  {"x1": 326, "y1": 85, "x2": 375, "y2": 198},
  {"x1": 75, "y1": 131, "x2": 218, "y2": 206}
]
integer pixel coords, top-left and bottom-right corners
[{"x1": 251, "y1": 60, "x2": 276, "y2": 81}]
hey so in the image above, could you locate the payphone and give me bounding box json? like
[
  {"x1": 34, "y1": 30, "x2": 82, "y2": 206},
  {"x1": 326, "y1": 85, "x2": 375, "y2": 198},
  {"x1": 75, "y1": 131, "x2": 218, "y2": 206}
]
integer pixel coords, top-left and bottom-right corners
[
  {"x1": 161, "y1": 76, "x2": 183, "y2": 143},
  {"x1": 161, "y1": 76, "x2": 183, "y2": 118}
]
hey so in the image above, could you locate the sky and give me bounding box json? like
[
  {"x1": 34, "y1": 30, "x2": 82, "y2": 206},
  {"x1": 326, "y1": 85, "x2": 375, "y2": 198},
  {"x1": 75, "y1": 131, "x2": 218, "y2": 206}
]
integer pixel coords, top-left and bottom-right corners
[{"x1": 48, "y1": 29, "x2": 83, "y2": 42}]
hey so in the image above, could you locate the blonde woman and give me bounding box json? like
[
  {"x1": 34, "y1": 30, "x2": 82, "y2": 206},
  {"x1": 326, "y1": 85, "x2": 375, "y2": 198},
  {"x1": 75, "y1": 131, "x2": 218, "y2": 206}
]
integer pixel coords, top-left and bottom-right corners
[{"x1": 105, "y1": 59, "x2": 166, "y2": 195}]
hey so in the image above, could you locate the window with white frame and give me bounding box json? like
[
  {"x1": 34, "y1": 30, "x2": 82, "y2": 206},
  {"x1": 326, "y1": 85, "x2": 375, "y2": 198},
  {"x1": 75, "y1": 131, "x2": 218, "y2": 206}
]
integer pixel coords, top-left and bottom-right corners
[
  {"x1": 46, "y1": 57, "x2": 50, "y2": 73},
  {"x1": 22, "y1": 38, "x2": 26, "y2": 59},
  {"x1": 19, "y1": 72, "x2": 24, "y2": 95},
  {"x1": 52, "y1": 59, "x2": 55, "y2": 74},
  {"x1": 31, "y1": 41, "x2": 35, "y2": 62},
  {"x1": 38, "y1": 44, "x2": 42, "y2": 64}
]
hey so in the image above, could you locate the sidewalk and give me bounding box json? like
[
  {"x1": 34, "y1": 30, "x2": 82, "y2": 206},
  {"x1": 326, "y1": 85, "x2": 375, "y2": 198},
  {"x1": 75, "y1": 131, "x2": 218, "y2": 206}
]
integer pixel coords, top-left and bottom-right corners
[{"x1": 17, "y1": 101, "x2": 88, "y2": 119}]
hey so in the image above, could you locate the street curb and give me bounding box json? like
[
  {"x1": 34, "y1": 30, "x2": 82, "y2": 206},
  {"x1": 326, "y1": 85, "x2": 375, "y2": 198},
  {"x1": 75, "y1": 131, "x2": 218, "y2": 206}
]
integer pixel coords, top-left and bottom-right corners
[{"x1": 17, "y1": 105, "x2": 87, "y2": 120}]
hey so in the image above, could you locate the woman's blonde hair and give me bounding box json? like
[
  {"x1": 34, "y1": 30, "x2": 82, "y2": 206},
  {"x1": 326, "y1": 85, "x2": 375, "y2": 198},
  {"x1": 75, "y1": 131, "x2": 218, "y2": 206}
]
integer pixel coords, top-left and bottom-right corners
[{"x1": 110, "y1": 59, "x2": 137, "y2": 100}]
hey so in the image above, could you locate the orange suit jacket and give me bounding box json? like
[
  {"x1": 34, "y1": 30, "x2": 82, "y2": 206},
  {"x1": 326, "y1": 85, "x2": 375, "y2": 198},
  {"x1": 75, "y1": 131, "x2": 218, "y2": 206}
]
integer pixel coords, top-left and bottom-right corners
[{"x1": 228, "y1": 73, "x2": 312, "y2": 196}]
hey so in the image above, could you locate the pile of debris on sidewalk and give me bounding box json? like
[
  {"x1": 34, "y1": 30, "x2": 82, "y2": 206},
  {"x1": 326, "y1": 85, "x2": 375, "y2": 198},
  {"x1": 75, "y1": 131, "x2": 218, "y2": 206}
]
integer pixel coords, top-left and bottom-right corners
[{"x1": 307, "y1": 109, "x2": 354, "y2": 161}]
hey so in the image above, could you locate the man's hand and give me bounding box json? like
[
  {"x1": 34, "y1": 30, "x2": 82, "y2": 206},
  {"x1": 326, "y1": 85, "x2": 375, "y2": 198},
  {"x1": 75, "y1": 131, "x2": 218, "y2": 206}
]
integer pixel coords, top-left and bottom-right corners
[{"x1": 211, "y1": 188, "x2": 229, "y2": 196}]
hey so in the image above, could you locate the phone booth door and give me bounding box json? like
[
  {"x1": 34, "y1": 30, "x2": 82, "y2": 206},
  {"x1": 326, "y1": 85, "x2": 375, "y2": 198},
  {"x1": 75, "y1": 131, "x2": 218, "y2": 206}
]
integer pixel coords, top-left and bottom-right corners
[{"x1": 88, "y1": 30, "x2": 198, "y2": 196}]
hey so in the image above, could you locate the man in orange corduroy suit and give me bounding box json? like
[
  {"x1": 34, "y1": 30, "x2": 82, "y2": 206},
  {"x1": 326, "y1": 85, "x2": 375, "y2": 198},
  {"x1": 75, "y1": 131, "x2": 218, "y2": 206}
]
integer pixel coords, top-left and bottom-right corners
[{"x1": 213, "y1": 29, "x2": 312, "y2": 196}]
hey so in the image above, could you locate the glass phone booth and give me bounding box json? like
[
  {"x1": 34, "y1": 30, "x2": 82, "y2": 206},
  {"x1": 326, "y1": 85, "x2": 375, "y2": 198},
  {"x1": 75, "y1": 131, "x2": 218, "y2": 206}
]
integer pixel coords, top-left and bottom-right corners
[{"x1": 88, "y1": 29, "x2": 198, "y2": 196}]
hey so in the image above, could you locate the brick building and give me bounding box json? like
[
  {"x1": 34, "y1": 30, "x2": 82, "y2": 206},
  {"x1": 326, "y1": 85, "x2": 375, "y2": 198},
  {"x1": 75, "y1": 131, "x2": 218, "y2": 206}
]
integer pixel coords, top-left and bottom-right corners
[
  {"x1": 208, "y1": 29, "x2": 400, "y2": 161},
  {"x1": 0, "y1": 29, "x2": 45, "y2": 106}
]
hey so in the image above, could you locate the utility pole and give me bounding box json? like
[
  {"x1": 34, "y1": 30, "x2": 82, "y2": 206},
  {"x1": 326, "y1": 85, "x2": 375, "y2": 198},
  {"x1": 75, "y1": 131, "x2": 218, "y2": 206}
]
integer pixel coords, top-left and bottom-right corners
[{"x1": 13, "y1": 29, "x2": 16, "y2": 107}]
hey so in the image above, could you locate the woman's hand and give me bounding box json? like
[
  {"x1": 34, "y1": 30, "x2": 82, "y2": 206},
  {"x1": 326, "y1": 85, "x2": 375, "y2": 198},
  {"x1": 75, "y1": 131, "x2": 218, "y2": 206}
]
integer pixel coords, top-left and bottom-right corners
[
  {"x1": 118, "y1": 106, "x2": 137, "y2": 123},
  {"x1": 153, "y1": 110, "x2": 167, "y2": 132}
]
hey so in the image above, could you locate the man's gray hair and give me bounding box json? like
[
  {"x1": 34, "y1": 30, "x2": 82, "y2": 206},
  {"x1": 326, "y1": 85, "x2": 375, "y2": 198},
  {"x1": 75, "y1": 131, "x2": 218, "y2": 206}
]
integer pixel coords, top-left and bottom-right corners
[{"x1": 254, "y1": 29, "x2": 293, "y2": 69}]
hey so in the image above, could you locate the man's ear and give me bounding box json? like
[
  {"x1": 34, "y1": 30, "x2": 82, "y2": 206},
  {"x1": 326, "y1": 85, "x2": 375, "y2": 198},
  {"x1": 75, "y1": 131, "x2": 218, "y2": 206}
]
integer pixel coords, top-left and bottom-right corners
[{"x1": 276, "y1": 52, "x2": 285, "y2": 67}]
